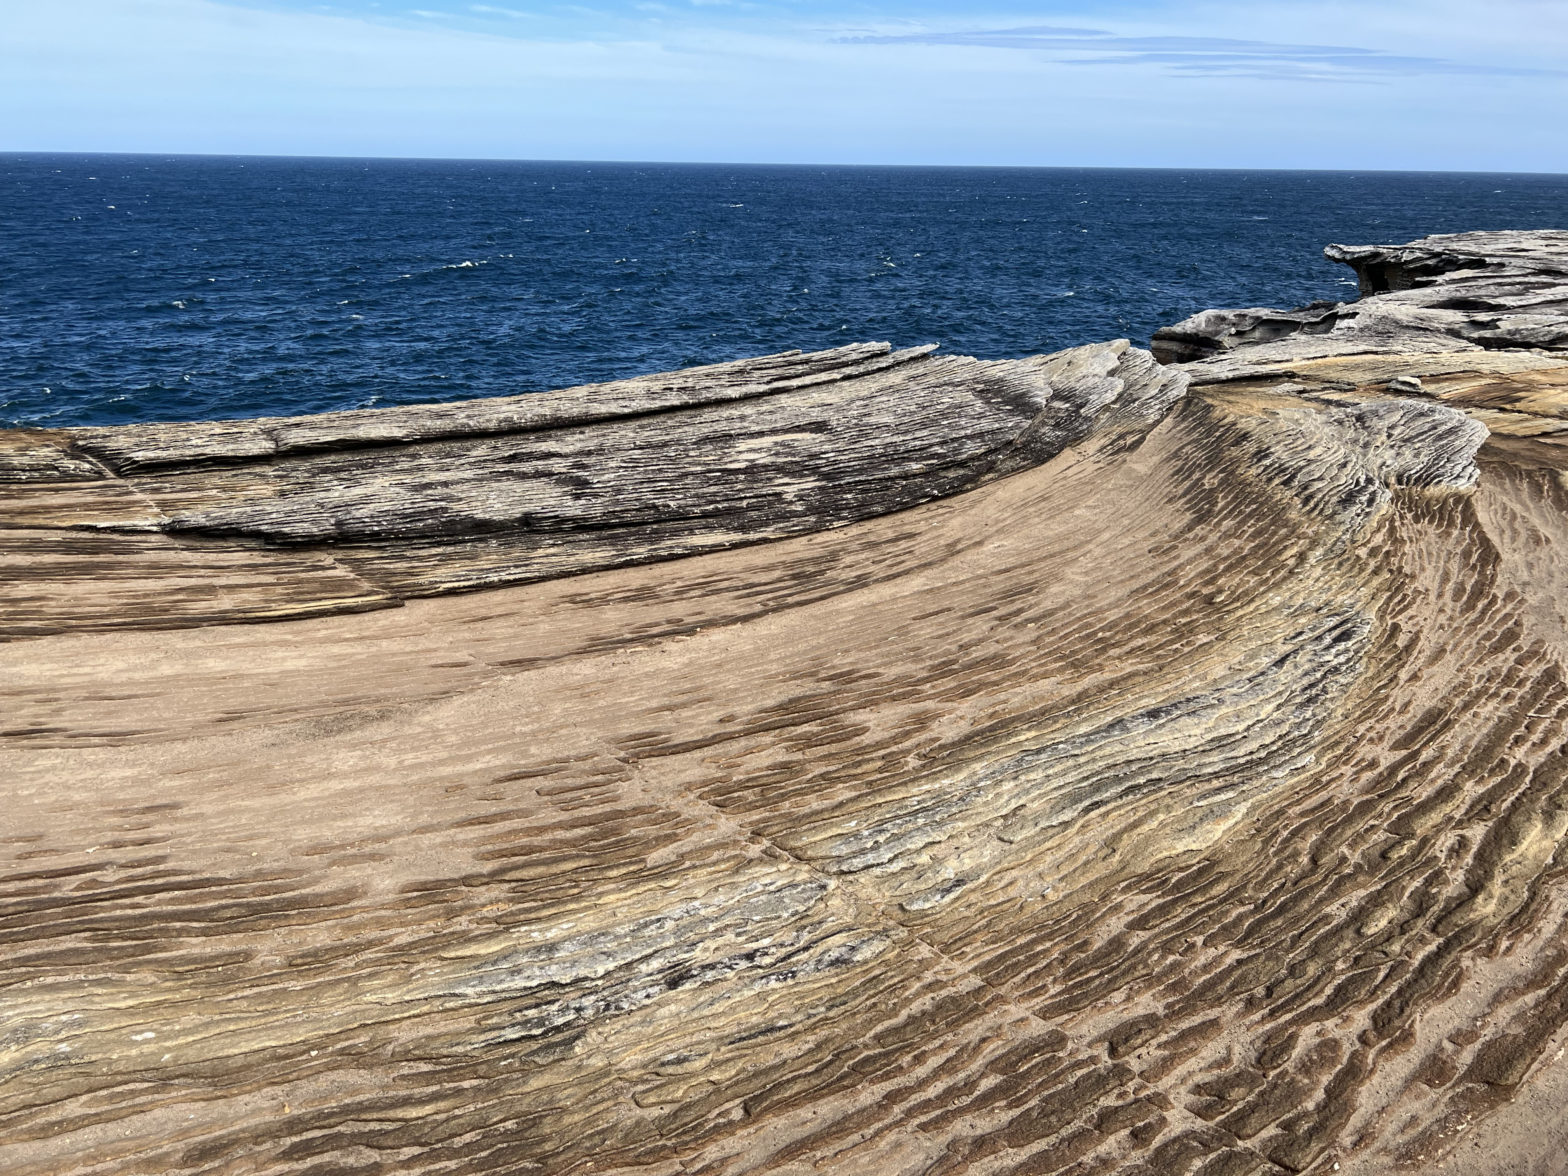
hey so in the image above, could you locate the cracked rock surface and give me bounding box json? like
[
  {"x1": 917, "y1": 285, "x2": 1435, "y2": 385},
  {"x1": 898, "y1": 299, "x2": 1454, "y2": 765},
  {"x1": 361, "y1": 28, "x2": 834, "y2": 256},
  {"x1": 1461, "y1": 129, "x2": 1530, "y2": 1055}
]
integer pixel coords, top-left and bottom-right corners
[{"x1": 4, "y1": 232, "x2": 1568, "y2": 1175}]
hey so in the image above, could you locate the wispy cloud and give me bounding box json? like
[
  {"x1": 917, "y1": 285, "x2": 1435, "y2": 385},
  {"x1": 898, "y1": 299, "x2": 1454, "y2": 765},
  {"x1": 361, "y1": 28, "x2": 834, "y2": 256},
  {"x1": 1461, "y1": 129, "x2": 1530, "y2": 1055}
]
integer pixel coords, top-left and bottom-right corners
[
  {"x1": 4, "y1": 0, "x2": 1565, "y2": 168},
  {"x1": 838, "y1": 25, "x2": 1565, "y2": 81}
]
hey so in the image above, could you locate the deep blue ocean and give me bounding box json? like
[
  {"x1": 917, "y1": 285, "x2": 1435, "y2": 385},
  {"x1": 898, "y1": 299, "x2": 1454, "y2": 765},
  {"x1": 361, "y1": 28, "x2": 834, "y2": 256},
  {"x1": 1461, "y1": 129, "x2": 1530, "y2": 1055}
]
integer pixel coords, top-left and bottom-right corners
[{"x1": 4, "y1": 155, "x2": 1567, "y2": 428}]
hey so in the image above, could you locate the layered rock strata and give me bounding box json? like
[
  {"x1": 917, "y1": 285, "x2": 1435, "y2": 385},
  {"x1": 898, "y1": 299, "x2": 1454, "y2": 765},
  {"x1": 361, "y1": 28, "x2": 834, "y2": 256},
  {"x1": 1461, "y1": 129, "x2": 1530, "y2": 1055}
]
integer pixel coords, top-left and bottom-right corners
[
  {"x1": 4, "y1": 232, "x2": 1568, "y2": 1176},
  {"x1": 1151, "y1": 230, "x2": 1568, "y2": 369},
  {"x1": 1, "y1": 340, "x2": 1182, "y2": 634}
]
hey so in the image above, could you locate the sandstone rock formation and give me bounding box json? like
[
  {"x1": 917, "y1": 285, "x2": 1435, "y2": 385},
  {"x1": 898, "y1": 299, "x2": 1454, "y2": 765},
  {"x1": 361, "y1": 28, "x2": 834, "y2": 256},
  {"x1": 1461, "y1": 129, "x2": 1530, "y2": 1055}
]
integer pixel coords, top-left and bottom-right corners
[
  {"x1": 2, "y1": 340, "x2": 1183, "y2": 631},
  {"x1": 1151, "y1": 229, "x2": 1568, "y2": 369},
  {"x1": 4, "y1": 232, "x2": 1568, "y2": 1175}
]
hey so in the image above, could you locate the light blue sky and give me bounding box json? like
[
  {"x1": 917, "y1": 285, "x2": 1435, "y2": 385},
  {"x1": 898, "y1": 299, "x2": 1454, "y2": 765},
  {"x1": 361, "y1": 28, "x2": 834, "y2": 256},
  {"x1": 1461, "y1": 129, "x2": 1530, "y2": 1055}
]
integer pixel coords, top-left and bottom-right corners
[{"x1": 6, "y1": 0, "x2": 1566, "y2": 169}]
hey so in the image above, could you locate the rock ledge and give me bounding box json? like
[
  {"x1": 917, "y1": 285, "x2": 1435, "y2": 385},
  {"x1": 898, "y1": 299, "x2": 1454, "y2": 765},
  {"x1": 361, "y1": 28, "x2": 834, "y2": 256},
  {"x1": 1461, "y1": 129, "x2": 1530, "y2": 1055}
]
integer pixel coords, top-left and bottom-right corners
[{"x1": 4, "y1": 232, "x2": 1568, "y2": 1176}]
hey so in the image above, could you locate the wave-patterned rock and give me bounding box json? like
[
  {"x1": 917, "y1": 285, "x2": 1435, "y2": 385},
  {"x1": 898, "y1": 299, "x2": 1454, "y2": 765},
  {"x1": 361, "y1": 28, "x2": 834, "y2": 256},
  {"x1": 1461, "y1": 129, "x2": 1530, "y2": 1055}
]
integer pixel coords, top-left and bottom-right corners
[{"x1": 4, "y1": 231, "x2": 1568, "y2": 1176}]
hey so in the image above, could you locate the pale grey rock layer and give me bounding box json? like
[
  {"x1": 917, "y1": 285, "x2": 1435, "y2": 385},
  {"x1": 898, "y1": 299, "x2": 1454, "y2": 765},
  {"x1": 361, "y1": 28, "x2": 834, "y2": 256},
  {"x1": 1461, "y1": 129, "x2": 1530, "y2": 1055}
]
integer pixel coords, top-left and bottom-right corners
[
  {"x1": 1153, "y1": 230, "x2": 1568, "y2": 376},
  {"x1": 0, "y1": 339, "x2": 1186, "y2": 631}
]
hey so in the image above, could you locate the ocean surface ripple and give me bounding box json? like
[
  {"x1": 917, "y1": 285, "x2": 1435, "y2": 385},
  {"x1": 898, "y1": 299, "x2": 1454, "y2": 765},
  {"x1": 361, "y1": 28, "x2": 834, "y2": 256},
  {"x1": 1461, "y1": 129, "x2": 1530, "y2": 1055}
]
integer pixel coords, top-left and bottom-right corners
[{"x1": 4, "y1": 155, "x2": 1567, "y2": 427}]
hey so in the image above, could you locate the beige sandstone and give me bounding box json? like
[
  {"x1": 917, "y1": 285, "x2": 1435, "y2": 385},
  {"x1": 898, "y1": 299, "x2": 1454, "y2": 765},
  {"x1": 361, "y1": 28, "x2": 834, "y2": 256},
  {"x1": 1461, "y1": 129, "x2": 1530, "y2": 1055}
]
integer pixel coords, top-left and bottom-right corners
[{"x1": 4, "y1": 231, "x2": 1568, "y2": 1175}]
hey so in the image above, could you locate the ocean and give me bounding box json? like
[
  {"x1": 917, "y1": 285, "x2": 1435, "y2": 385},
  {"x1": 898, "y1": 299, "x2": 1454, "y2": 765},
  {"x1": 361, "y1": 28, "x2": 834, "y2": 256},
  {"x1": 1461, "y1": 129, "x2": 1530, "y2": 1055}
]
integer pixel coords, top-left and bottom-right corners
[{"x1": 4, "y1": 155, "x2": 1567, "y2": 428}]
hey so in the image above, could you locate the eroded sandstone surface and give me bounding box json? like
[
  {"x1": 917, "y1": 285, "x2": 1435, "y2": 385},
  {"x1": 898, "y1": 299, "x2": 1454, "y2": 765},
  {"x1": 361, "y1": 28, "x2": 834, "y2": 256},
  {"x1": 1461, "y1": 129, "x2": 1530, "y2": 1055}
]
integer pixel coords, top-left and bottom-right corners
[{"x1": 4, "y1": 231, "x2": 1568, "y2": 1175}]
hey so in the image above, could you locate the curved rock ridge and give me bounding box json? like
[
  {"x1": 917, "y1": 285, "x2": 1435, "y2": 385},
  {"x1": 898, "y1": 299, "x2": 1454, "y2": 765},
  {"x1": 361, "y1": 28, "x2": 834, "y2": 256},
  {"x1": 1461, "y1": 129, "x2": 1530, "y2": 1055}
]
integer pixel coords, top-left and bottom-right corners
[
  {"x1": 4, "y1": 231, "x2": 1568, "y2": 1176},
  {"x1": 0, "y1": 339, "x2": 1184, "y2": 635}
]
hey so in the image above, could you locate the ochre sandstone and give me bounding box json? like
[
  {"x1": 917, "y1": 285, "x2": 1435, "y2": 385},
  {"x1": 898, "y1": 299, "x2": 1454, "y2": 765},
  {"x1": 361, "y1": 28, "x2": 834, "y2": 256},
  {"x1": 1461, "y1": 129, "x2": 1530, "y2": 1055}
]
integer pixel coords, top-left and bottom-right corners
[{"x1": 4, "y1": 231, "x2": 1568, "y2": 1175}]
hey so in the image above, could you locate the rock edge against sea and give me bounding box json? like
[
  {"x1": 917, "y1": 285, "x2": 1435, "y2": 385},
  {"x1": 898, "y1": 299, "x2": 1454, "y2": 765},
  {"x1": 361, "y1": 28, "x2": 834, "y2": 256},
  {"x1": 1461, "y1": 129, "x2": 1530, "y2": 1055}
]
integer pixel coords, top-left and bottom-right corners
[{"x1": 4, "y1": 231, "x2": 1568, "y2": 1175}]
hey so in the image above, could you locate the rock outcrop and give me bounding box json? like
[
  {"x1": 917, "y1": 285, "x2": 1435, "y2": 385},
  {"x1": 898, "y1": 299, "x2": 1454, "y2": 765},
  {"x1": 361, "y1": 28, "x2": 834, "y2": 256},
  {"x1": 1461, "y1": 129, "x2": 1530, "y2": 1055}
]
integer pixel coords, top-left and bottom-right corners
[
  {"x1": 4, "y1": 232, "x2": 1568, "y2": 1176},
  {"x1": 2, "y1": 340, "x2": 1183, "y2": 633},
  {"x1": 1152, "y1": 229, "x2": 1568, "y2": 370}
]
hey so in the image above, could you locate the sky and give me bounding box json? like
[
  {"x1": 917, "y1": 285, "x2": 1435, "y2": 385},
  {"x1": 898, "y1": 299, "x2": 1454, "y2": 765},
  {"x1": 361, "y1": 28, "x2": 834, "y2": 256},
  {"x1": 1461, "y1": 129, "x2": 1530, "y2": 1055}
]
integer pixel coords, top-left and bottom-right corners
[{"x1": 5, "y1": 0, "x2": 1567, "y2": 169}]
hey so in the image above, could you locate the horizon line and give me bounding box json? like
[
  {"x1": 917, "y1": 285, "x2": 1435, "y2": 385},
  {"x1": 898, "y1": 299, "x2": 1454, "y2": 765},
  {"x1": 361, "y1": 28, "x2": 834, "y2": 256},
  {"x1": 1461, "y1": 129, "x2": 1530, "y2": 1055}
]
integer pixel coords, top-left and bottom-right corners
[{"x1": 3, "y1": 149, "x2": 1566, "y2": 179}]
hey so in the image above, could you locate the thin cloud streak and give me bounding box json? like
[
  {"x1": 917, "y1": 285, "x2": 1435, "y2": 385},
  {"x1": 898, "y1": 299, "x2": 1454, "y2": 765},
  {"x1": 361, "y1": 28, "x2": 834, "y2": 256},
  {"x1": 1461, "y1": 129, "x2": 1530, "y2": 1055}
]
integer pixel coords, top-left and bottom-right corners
[
  {"x1": 4, "y1": 0, "x2": 1565, "y2": 168},
  {"x1": 838, "y1": 25, "x2": 1567, "y2": 80}
]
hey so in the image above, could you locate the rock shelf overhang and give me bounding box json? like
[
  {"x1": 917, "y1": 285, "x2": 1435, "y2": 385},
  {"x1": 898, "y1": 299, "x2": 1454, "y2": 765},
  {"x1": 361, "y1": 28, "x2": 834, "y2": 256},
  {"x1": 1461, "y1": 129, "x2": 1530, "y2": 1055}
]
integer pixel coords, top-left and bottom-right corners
[{"x1": 4, "y1": 231, "x2": 1568, "y2": 1176}]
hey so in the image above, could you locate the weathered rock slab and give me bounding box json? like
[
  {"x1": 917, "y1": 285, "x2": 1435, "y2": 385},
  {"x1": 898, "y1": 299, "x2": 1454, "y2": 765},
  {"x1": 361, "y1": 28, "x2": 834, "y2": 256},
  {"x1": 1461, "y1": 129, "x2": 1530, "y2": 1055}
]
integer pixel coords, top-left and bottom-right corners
[
  {"x1": 1, "y1": 339, "x2": 1184, "y2": 626},
  {"x1": 4, "y1": 232, "x2": 1568, "y2": 1176},
  {"x1": 1154, "y1": 229, "x2": 1568, "y2": 377}
]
